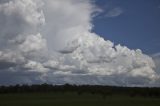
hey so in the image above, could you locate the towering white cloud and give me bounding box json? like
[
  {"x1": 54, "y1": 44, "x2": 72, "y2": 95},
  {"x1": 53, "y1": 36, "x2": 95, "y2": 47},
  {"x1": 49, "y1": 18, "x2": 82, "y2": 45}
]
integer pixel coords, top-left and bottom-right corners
[{"x1": 0, "y1": 0, "x2": 159, "y2": 86}]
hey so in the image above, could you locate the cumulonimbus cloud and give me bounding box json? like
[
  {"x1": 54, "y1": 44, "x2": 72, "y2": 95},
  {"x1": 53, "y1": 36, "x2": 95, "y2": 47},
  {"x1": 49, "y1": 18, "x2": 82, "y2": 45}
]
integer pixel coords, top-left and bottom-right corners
[{"x1": 0, "y1": 0, "x2": 159, "y2": 86}]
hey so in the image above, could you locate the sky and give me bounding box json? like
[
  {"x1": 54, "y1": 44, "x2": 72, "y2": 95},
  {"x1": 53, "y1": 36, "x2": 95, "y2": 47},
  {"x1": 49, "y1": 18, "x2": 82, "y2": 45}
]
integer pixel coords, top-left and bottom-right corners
[
  {"x1": 93, "y1": 0, "x2": 160, "y2": 55},
  {"x1": 0, "y1": 0, "x2": 160, "y2": 87}
]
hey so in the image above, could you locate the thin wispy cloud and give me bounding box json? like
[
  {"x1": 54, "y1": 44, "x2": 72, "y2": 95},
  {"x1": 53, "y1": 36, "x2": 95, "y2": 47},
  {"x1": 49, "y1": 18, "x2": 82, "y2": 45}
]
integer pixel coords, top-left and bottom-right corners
[
  {"x1": 105, "y1": 7, "x2": 123, "y2": 18},
  {"x1": 152, "y1": 52, "x2": 160, "y2": 57}
]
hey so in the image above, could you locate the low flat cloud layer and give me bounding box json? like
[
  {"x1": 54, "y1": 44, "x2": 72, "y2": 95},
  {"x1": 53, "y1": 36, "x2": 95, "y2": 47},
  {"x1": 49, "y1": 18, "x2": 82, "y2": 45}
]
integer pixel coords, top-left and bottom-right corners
[{"x1": 0, "y1": 0, "x2": 159, "y2": 86}]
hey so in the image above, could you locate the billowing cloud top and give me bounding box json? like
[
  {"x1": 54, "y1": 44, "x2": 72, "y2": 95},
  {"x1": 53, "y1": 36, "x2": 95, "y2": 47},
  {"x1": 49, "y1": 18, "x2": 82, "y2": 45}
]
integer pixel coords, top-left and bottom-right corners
[{"x1": 0, "y1": 0, "x2": 159, "y2": 86}]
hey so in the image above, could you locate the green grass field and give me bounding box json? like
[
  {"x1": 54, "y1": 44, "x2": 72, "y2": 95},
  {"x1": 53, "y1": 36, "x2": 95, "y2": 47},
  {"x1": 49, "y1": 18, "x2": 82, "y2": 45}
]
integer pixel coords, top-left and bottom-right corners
[{"x1": 0, "y1": 92, "x2": 160, "y2": 106}]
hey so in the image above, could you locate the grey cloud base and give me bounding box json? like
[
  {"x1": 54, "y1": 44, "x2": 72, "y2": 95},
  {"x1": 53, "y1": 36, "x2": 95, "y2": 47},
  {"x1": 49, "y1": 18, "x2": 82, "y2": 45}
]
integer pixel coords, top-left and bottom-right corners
[{"x1": 0, "y1": 0, "x2": 159, "y2": 86}]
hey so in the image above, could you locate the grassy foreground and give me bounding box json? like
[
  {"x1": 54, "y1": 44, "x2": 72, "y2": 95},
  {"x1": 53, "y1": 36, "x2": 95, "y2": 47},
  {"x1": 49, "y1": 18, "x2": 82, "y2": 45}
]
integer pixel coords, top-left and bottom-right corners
[{"x1": 0, "y1": 92, "x2": 160, "y2": 106}]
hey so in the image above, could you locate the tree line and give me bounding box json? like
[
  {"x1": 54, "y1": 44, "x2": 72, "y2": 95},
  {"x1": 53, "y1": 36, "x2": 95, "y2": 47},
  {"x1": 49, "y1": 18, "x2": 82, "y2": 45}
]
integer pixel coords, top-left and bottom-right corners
[{"x1": 0, "y1": 83, "x2": 160, "y2": 98}]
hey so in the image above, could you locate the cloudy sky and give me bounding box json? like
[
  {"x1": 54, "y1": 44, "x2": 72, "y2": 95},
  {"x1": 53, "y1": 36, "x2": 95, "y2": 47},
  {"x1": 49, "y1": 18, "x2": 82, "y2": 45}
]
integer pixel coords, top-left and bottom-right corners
[{"x1": 0, "y1": 0, "x2": 160, "y2": 86}]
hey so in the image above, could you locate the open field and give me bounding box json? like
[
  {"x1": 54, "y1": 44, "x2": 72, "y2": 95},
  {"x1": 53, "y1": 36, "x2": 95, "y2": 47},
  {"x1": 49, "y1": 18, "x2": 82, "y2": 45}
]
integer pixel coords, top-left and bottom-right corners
[{"x1": 0, "y1": 92, "x2": 160, "y2": 106}]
